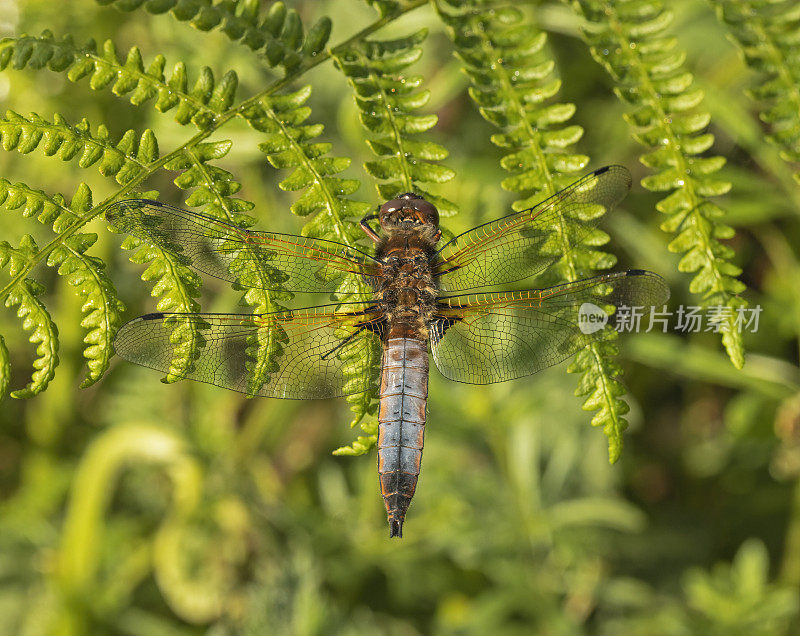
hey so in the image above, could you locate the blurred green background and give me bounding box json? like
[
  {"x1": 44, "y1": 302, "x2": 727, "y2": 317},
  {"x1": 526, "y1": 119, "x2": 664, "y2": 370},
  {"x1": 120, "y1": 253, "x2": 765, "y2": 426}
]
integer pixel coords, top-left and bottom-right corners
[{"x1": 2, "y1": 0, "x2": 800, "y2": 634}]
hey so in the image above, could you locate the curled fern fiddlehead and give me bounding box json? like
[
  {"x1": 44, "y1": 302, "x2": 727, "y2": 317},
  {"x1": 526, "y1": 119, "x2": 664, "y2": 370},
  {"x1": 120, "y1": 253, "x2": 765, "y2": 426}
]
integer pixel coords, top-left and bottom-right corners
[{"x1": 573, "y1": 0, "x2": 748, "y2": 369}]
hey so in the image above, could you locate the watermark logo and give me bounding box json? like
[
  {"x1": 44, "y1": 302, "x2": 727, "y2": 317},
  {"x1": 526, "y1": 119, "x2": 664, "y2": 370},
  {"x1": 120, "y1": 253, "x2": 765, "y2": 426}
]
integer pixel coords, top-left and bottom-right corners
[
  {"x1": 578, "y1": 302, "x2": 608, "y2": 334},
  {"x1": 613, "y1": 305, "x2": 762, "y2": 334},
  {"x1": 573, "y1": 304, "x2": 763, "y2": 334}
]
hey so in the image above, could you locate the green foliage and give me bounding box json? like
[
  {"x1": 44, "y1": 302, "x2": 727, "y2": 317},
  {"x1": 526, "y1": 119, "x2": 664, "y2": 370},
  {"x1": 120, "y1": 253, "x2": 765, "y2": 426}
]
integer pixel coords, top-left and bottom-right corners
[
  {"x1": 573, "y1": 0, "x2": 747, "y2": 368},
  {"x1": 711, "y1": 0, "x2": 800, "y2": 184},
  {"x1": 436, "y1": 0, "x2": 628, "y2": 461},
  {"x1": 95, "y1": 0, "x2": 332, "y2": 72},
  {"x1": 683, "y1": 539, "x2": 799, "y2": 634},
  {"x1": 0, "y1": 236, "x2": 59, "y2": 397},
  {"x1": 0, "y1": 182, "x2": 123, "y2": 387},
  {"x1": 0, "y1": 111, "x2": 158, "y2": 183},
  {"x1": 0, "y1": 31, "x2": 238, "y2": 129},
  {"x1": 0, "y1": 1, "x2": 793, "y2": 634},
  {"x1": 335, "y1": 28, "x2": 457, "y2": 213},
  {"x1": 245, "y1": 86, "x2": 380, "y2": 444},
  {"x1": 602, "y1": 540, "x2": 799, "y2": 634}
]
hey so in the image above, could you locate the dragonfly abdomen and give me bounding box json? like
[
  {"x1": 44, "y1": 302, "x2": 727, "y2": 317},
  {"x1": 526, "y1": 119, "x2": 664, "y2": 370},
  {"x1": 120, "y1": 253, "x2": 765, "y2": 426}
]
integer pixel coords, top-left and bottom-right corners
[{"x1": 377, "y1": 337, "x2": 428, "y2": 538}]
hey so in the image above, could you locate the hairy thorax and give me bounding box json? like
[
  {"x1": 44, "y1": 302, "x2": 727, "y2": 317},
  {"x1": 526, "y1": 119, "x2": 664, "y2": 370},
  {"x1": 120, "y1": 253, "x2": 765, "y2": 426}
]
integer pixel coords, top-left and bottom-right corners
[{"x1": 375, "y1": 228, "x2": 439, "y2": 340}]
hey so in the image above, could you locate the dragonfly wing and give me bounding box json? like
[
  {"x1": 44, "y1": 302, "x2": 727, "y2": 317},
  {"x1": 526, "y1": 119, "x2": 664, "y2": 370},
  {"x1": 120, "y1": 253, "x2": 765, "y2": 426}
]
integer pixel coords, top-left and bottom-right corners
[
  {"x1": 114, "y1": 304, "x2": 384, "y2": 399},
  {"x1": 430, "y1": 270, "x2": 669, "y2": 384},
  {"x1": 433, "y1": 166, "x2": 632, "y2": 292},
  {"x1": 107, "y1": 199, "x2": 378, "y2": 294}
]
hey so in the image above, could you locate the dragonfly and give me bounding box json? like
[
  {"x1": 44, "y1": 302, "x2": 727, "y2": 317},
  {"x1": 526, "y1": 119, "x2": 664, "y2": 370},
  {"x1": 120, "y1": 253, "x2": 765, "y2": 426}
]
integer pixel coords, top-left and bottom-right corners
[{"x1": 107, "y1": 165, "x2": 669, "y2": 538}]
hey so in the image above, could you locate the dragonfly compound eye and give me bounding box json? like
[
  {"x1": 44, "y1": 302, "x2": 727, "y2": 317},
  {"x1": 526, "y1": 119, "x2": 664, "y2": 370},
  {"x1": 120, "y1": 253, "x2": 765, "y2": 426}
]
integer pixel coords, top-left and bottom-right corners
[
  {"x1": 409, "y1": 199, "x2": 439, "y2": 227},
  {"x1": 379, "y1": 194, "x2": 439, "y2": 228}
]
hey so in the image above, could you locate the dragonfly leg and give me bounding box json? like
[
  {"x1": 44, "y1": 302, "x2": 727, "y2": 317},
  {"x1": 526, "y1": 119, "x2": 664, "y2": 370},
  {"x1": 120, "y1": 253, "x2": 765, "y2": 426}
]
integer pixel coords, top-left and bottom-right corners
[
  {"x1": 360, "y1": 214, "x2": 381, "y2": 243},
  {"x1": 320, "y1": 319, "x2": 384, "y2": 360}
]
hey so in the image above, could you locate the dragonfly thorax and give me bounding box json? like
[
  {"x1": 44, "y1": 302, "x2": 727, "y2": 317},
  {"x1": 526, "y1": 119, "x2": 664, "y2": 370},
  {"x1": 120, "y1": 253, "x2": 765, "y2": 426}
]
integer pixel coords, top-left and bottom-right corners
[{"x1": 376, "y1": 242, "x2": 438, "y2": 341}]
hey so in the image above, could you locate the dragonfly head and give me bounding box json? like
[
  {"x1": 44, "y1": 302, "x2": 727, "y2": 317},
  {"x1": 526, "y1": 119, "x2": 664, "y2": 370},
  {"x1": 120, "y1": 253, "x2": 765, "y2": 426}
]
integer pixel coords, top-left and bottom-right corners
[{"x1": 379, "y1": 193, "x2": 439, "y2": 233}]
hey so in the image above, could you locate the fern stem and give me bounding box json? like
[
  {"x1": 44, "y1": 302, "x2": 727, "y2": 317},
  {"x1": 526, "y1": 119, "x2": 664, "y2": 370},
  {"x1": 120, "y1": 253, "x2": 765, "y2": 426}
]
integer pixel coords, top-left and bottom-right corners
[{"x1": 0, "y1": 1, "x2": 429, "y2": 302}]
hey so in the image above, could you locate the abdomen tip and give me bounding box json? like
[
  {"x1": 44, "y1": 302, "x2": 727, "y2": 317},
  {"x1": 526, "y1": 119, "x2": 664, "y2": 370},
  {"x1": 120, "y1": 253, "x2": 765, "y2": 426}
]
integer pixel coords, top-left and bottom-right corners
[{"x1": 389, "y1": 519, "x2": 404, "y2": 538}]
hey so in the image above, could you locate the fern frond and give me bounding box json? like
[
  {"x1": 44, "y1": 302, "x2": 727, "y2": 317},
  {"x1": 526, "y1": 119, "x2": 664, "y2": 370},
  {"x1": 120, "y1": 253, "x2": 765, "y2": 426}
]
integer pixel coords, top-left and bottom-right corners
[
  {"x1": 436, "y1": 0, "x2": 629, "y2": 461},
  {"x1": 0, "y1": 111, "x2": 159, "y2": 185},
  {"x1": 165, "y1": 139, "x2": 290, "y2": 396},
  {"x1": 245, "y1": 86, "x2": 372, "y2": 251},
  {"x1": 335, "y1": 28, "x2": 457, "y2": 214},
  {"x1": 96, "y1": 0, "x2": 331, "y2": 72},
  {"x1": 0, "y1": 236, "x2": 59, "y2": 398},
  {"x1": 573, "y1": 0, "x2": 747, "y2": 368},
  {"x1": 243, "y1": 85, "x2": 380, "y2": 452},
  {"x1": 711, "y1": 0, "x2": 800, "y2": 183},
  {"x1": 171, "y1": 140, "x2": 287, "y2": 317},
  {"x1": 0, "y1": 181, "x2": 124, "y2": 387},
  {"x1": 0, "y1": 32, "x2": 235, "y2": 130},
  {"x1": 0, "y1": 0, "x2": 426, "y2": 414},
  {"x1": 109, "y1": 182, "x2": 205, "y2": 384},
  {"x1": 0, "y1": 178, "x2": 82, "y2": 232},
  {"x1": 115, "y1": 224, "x2": 203, "y2": 382}
]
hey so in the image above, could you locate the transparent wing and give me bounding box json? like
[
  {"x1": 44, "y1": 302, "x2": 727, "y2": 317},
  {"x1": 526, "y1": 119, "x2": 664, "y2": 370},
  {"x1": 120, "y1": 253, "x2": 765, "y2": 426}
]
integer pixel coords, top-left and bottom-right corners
[
  {"x1": 114, "y1": 304, "x2": 384, "y2": 399},
  {"x1": 430, "y1": 270, "x2": 669, "y2": 384},
  {"x1": 433, "y1": 166, "x2": 632, "y2": 292},
  {"x1": 107, "y1": 199, "x2": 379, "y2": 293}
]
